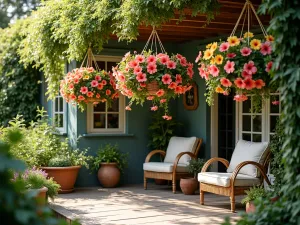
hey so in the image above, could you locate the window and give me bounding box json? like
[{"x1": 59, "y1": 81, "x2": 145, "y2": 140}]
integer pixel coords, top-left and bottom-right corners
[
  {"x1": 87, "y1": 55, "x2": 125, "y2": 134},
  {"x1": 236, "y1": 94, "x2": 281, "y2": 142},
  {"x1": 53, "y1": 94, "x2": 67, "y2": 133}
]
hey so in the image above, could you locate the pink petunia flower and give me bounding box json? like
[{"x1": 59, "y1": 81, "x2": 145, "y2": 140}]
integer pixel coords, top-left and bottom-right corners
[
  {"x1": 78, "y1": 95, "x2": 85, "y2": 101},
  {"x1": 129, "y1": 60, "x2": 139, "y2": 68},
  {"x1": 96, "y1": 93, "x2": 100, "y2": 98},
  {"x1": 224, "y1": 61, "x2": 235, "y2": 74},
  {"x1": 134, "y1": 66, "x2": 142, "y2": 75},
  {"x1": 162, "y1": 74, "x2": 172, "y2": 85},
  {"x1": 255, "y1": 79, "x2": 266, "y2": 89},
  {"x1": 223, "y1": 90, "x2": 229, "y2": 96},
  {"x1": 272, "y1": 101, "x2": 280, "y2": 105},
  {"x1": 160, "y1": 99, "x2": 167, "y2": 103},
  {"x1": 242, "y1": 71, "x2": 252, "y2": 79},
  {"x1": 187, "y1": 67, "x2": 194, "y2": 78},
  {"x1": 168, "y1": 82, "x2": 177, "y2": 89},
  {"x1": 147, "y1": 96, "x2": 154, "y2": 100},
  {"x1": 209, "y1": 65, "x2": 220, "y2": 77},
  {"x1": 125, "y1": 106, "x2": 132, "y2": 111},
  {"x1": 266, "y1": 61, "x2": 273, "y2": 72},
  {"x1": 151, "y1": 106, "x2": 158, "y2": 111},
  {"x1": 227, "y1": 53, "x2": 236, "y2": 59},
  {"x1": 176, "y1": 74, "x2": 182, "y2": 84},
  {"x1": 118, "y1": 74, "x2": 126, "y2": 82},
  {"x1": 73, "y1": 78, "x2": 79, "y2": 84},
  {"x1": 147, "y1": 63, "x2": 157, "y2": 74},
  {"x1": 147, "y1": 55, "x2": 156, "y2": 63},
  {"x1": 156, "y1": 89, "x2": 165, "y2": 97},
  {"x1": 140, "y1": 82, "x2": 146, "y2": 88},
  {"x1": 97, "y1": 83, "x2": 104, "y2": 90},
  {"x1": 95, "y1": 75, "x2": 101, "y2": 81},
  {"x1": 69, "y1": 83, "x2": 74, "y2": 89},
  {"x1": 243, "y1": 61, "x2": 257, "y2": 75},
  {"x1": 69, "y1": 94, "x2": 76, "y2": 100},
  {"x1": 240, "y1": 47, "x2": 252, "y2": 56},
  {"x1": 136, "y1": 72, "x2": 147, "y2": 82},
  {"x1": 162, "y1": 115, "x2": 172, "y2": 120},
  {"x1": 219, "y1": 42, "x2": 230, "y2": 52},
  {"x1": 80, "y1": 86, "x2": 88, "y2": 94},
  {"x1": 198, "y1": 65, "x2": 207, "y2": 78},
  {"x1": 87, "y1": 91, "x2": 94, "y2": 97},
  {"x1": 180, "y1": 58, "x2": 187, "y2": 66},
  {"x1": 174, "y1": 86, "x2": 183, "y2": 94},
  {"x1": 106, "y1": 90, "x2": 111, "y2": 95},
  {"x1": 160, "y1": 56, "x2": 169, "y2": 65},
  {"x1": 234, "y1": 78, "x2": 245, "y2": 89},
  {"x1": 102, "y1": 80, "x2": 107, "y2": 85},
  {"x1": 243, "y1": 78, "x2": 256, "y2": 90},
  {"x1": 91, "y1": 80, "x2": 98, "y2": 87},
  {"x1": 195, "y1": 51, "x2": 202, "y2": 63},
  {"x1": 135, "y1": 55, "x2": 145, "y2": 63},
  {"x1": 220, "y1": 78, "x2": 232, "y2": 87},
  {"x1": 260, "y1": 42, "x2": 272, "y2": 55},
  {"x1": 234, "y1": 94, "x2": 248, "y2": 102},
  {"x1": 167, "y1": 60, "x2": 176, "y2": 69},
  {"x1": 176, "y1": 54, "x2": 183, "y2": 60}
]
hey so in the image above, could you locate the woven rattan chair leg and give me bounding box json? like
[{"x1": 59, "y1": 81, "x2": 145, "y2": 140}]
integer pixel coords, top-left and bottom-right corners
[
  {"x1": 144, "y1": 177, "x2": 147, "y2": 190},
  {"x1": 200, "y1": 190, "x2": 204, "y2": 205},
  {"x1": 230, "y1": 196, "x2": 235, "y2": 212},
  {"x1": 172, "y1": 180, "x2": 176, "y2": 193}
]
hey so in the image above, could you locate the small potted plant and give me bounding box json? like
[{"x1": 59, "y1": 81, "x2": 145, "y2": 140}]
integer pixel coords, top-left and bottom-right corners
[
  {"x1": 13, "y1": 167, "x2": 60, "y2": 205},
  {"x1": 92, "y1": 144, "x2": 128, "y2": 188},
  {"x1": 180, "y1": 158, "x2": 206, "y2": 195},
  {"x1": 241, "y1": 186, "x2": 267, "y2": 213}
]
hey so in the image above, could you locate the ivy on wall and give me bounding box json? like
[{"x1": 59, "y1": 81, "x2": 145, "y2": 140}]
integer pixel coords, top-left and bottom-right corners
[
  {"x1": 0, "y1": 20, "x2": 40, "y2": 126},
  {"x1": 19, "y1": 0, "x2": 218, "y2": 98}
]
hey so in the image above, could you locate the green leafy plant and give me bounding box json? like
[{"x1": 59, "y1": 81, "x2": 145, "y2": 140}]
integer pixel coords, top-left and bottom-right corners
[
  {"x1": 241, "y1": 186, "x2": 267, "y2": 205},
  {"x1": 91, "y1": 144, "x2": 128, "y2": 173},
  {"x1": 148, "y1": 110, "x2": 181, "y2": 150},
  {"x1": 187, "y1": 158, "x2": 206, "y2": 178},
  {"x1": 48, "y1": 157, "x2": 72, "y2": 167}
]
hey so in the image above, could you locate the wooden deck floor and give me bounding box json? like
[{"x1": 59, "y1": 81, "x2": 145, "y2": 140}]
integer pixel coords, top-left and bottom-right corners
[{"x1": 50, "y1": 184, "x2": 244, "y2": 225}]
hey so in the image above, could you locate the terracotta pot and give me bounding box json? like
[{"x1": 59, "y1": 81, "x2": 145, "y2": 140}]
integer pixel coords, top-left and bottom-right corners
[
  {"x1": 246, "y1": 201, "x2": 256, "y2": 213},
  {"x1": 97, "y1": 163, "x2": 120, "y2": 188},
  {"x1": 180, "y1": 178, "x2": 198, "y2": 195},
  {"x1": 32, "y1": 186, "x2": 48, "y2": 206},
  {"x1": 154, "y1": 179, "x2": 167, "y2": 185},
  {"x1": 41, "y1": 166, "x2": 81, "y2": 193}
]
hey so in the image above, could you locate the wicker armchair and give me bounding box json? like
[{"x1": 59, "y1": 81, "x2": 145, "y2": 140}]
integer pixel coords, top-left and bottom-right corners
[
  {"x1": 144, "y1": 137, "x2": 202, "y2": 193},
  {"x1": 198, "y1": 140, "x2": 271, "y2": 212}
]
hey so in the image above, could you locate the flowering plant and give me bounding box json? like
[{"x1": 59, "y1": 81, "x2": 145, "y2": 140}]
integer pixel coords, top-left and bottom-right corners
[
  {"x1": 113, "y1": 51, "x2": 194, "y2": 119},
  {"x1": 196, "y1": 32, "x2": 276, "y2": 108},
  {"x1": 60, "y1": 67, "x2": 119, "y2": 110}
]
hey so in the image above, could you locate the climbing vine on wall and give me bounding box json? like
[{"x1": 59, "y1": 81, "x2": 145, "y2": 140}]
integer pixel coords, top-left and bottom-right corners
[
  {"x1": 19, "y1": 0, "x2": 218, "y2": 98},
  {"x1": 0, "y1": 20, "x2": 40, "y2": 126}
]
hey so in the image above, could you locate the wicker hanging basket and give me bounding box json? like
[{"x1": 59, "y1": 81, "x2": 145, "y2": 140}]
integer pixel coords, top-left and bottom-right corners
[{"x1": 146, "y1": 81, "x2": 159, "y2": 95}]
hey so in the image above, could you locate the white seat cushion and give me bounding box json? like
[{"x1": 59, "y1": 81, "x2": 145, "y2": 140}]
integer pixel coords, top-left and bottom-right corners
[
  {"x1": 198, "y1": 172, "x2": 260, "y2": 187},
  {"x1": 227, "y1": 140, "x2": 269, "y2": 178},
  {"x1": 164, "y1": 137, "x2": 198, "y2": 165},
  {"x1": 143, "y1": 162, "x2": 188, "y2": 173}
]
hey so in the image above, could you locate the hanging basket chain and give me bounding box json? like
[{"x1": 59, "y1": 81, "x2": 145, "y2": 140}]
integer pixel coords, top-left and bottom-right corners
[
  {"x1": 230, "y1": 0, "x2": 268, "y2": 44},
  {"x1": 142, "y1": 27, "x2": 166, "y2": 54}
]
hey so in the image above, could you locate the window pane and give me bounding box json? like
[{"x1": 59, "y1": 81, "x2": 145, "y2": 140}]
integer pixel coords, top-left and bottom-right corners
[
  {"x1": 242, "y1": 133, "x2": 251, "y2": 141},
  {"x1": 252, "y1": 134, "x2": 262, "y2": 142},
  {"x1": 55, "y1": 98, "x2": 59, "y2": 112},
  {"x1": 107, "y1": 114, "x2": 119, "y2": 128},
  {"x1": 220, "y1": 115, "x2": 226, "y2": 130},
  {"x1": 107, "y1": 62, "x2": 117, "y2": 72},
  {"x1": 242, "y1": 115, "x2": 251, "y2": 131},
  {"x1": 253, "y1": 115, "x2": 262, "y2": 132},
  {"x1": 243, "y1": 99, "x2": 251, "y2": 113},
  {"x1": 94, "y1": 102, "x2": 106, "y2": 112},
  {"x1": 59, "y1": 97, "x2": 63, "y2": 112},
  {"x1": 270, "y1": 116, "x2": 278, "y2": 133},
  {"x1": 94, "y1": 61, "x2": 105, "y2": 70},
  {"x1": 54, "y1": 114, "x2": 63, "y2": 128},
  {"x1": 108, "y1": 99, "x2": 119, "y2": 112},
  {"x1": 270, "y1": 100, "x2": 279, "y2": 113},
  {"x1": 94, "y1": 114, "x2": 106, "y2": 128}
]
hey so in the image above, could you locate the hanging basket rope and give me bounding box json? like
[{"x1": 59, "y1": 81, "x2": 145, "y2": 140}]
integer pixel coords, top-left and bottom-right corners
[
  {"x1": 142, "y1": 27, "x2": 166, "y2": 54},
  {"x1": 80, "y1": 46, "x2": 100, "y2": 71}
]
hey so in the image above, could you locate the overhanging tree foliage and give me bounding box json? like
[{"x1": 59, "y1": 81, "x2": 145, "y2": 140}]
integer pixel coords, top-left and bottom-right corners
[{"x1": 19, "y1": 0, "x2": 218, "y2": 98}]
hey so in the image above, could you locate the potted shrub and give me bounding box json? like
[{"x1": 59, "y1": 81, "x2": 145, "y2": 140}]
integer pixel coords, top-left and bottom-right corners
[
  {"x1": 180, "y1": 158, "x2": 206, "y2": 195},
  {"x1": 241, "y1": 186, "x2": 267, "y2": 213},
  {"x1": 92, "y1": 144, "x2": 128, "y2": 188},
  {"x1": 13, "y1": 167, "x2": 60, "y2": 205}
]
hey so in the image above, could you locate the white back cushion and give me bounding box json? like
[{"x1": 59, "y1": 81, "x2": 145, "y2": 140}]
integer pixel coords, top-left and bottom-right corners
[
  {"x1": 164, "y1": 137, "x2": 198, "y2": 165},
  {"x1": 227, "y1": 140, "x2": 269, "y2": 177}
]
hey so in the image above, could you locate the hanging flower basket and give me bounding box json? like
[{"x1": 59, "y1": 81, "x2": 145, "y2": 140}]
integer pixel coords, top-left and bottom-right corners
[
  {"x1": 60, "y1": 48, "x2": 118, "y2": 110},
  {"x1": 196, "y1": 1, "x2": 277, "y2": 109},
  {"x1": 113, "y1": 29, "x2": 194, "y2": 120}
]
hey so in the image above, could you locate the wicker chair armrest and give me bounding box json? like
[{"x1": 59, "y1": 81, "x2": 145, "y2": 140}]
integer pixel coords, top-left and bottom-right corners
[
  {"x1": 201, "y1": 157, "x2": 229, "y2": 172},
  {"x1": 230, "y1": 161, "x2": 271, "y2": 186},
  {"x1": 172, "y1": 152, "x2": 196, "y2": 175},
  {"x1": 145, "y1": 150, "x2": 166, "y2": 163}
]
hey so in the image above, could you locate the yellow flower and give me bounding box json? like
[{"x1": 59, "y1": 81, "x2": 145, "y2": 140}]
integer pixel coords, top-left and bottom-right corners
[
  {"x1": 244, "y1": 32, "x2": 254, "y2": 38},
  {"x1": 215, "y1": 86, "x2": 224, "y2": 93},
  {"x1": 210, "y1": 57, "x2": 215, "y2": 65},
  {"x1": 206, "y1": 43, "x2": 212, "y2": 49},
  {"x1": 83, "y1": 75, "x2": 90, "y2": 80},
  {"x1": 210, "y1": 42, "x2": 218, "y2": 51},
  {"x1": 265, "y1": 35, "x2": 274, "y2": 42},
  {"x1": 215, "y1": 54, "x2": 223, "y2": 65},
  {"x1": 250, "y1": 39, "x2": 261, "y2": 50},
  {"x1": 227, "y1": 36, "x2": 240, "y2": 47},
  {"x1": 203, "y1": 49, "x2": 214, "y2": 60}
]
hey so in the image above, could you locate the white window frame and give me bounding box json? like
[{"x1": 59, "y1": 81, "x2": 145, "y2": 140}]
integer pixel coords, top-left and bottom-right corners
[
  {"x1": 52, "y1": 94, "x2": 67, "y2": 134},
  {"x1": 87, "y1": 55, "x2": 125, "y2": 134},
  {"x1": 236, "y1": 93, "x2": 281, "y2": 142}
]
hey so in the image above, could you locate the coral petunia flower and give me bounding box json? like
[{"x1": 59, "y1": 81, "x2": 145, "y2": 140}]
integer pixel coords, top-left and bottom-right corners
[
  {"x1": 106, "y1": 90, "x2": 111, "y2": 96},
  {"x1": 87, "y1": 91, "x2": 94, "y2": 97},
  {"x1": 243, "y1": 78, "x2": 256, "y2": 90},
  {"x1": 91, "y1": 80, "x2": 98, "y2": 87},
  {"x1": 242, "y1": 71, "x2": 252, "y2": 79},
  {"x1": 219, "y1": 42, "x2": 230, "y2": 52},
  {"x1": 147, "y1": 96, "x2": 154, "y2": 100},
  {"x1": 78, "y1": 95, "x2": 85, "y2": 101},
  {"x1": 209, "y1": 65, "x2": 220, "y2": 77},
  {"x1": 234, "y1": 78, "x2": 245, "y2": 89},
  {"x1": 160, "y1": 55, "x2": 169, "y2": 65},
  {"x1": 95, "y1": 75, "x2": 101, "y2": 81},
  {"x1": 160, "y1": 99, "x2": 167, "y2": 103},
  {"x1": 220, "y1": 78, "x2": 232, "y2": 87},
  {"x1": 125, "y1": 106, "x2": 132, "y2": 111},
  {"x1": 162, "y1": 115, "x2": 172, "y2": 120},
  {"x1": 227, "y1": 36, "x2": 240, "y2": 46},
  {"x1": 102, "y1": 80, "x2": 107, "y2": 85},
  {"x1": 147, "y1": 55, "x2": 156, "y2": 63},
  {"x1": 250, "y1": 39, "x2": 261, "y2": 50},
  {"x1": 266, "y1": 61, "x2": 273, "y2": 72},
  {"x1": 147, "y1": 63, "x2": 157, "y2": 74},
  {"x1": 69, "y1": 83, "x2": 74, "y2": 90},
  {"x1": 255, "y1": 79, "x2": 265, "y2": 89},
  {"x1": 168, "y1": 82, "x2": 177, "y2": 89},
  {"x1": 151, "y1": 106, "x2": 158, "y2": 111},
  {"x1": 97, "y1": 83, "x2": 104, "y2": 90},
  {"x1": 140, "y1": 82, "x2": 146, "y2": 88},
  {"x1": 243, "y1": 61, "x2": 257, "y2": 75},
  {"x1": 80, "y1": 86, "x2": 88, "y2": 94},
  {"x1": 136, "y1": 72, "x2": 147, "y2": 82},
  {"x1": 224, "y1": 61, "x2": 235, "y2": 74},
  {"x1": 128, "y1": 60, "x2": 139, "y2": 68},
  {"x1": 240, "y1": 47, "x2": 252, "y2": 56},
  {"x1": 162, "y1": 73, "x2": 172, "y2": 85},
  {"x1": 156, "y1": 89, "x2": 165, "y2": 97},
  {"x1": 135, "y1": 55, "x2": 145, "y2": 63},
  {"x1": 234, "y1": 94, "x2": 248, "y2": 102},
  {"x1": 176, "y1": 74, "x2": 182, "y2": 84},
  {"x1": 167, "y1": 60, "x2": 176, "y2": 69},
  {"x1": 187, "y1": 67, "x2": 194, "y2": 78}
]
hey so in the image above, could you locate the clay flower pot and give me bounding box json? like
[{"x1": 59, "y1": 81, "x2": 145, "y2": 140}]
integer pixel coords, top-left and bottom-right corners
[
  {"x1": 246, "y1": 201, "x2": 256, "y2": 213},
  {"x1": 180, "y1": 178, "x2": 198, "y2": 195},
  {"x1": 97, "y1": 163, "x2": 120, "y2": 188},
  {"x1": 33, "y1": 186, "x2": 48, "y2": 205},
  {"x1": 41, "y1": 166, "x2": 81, "y2": 193}
]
